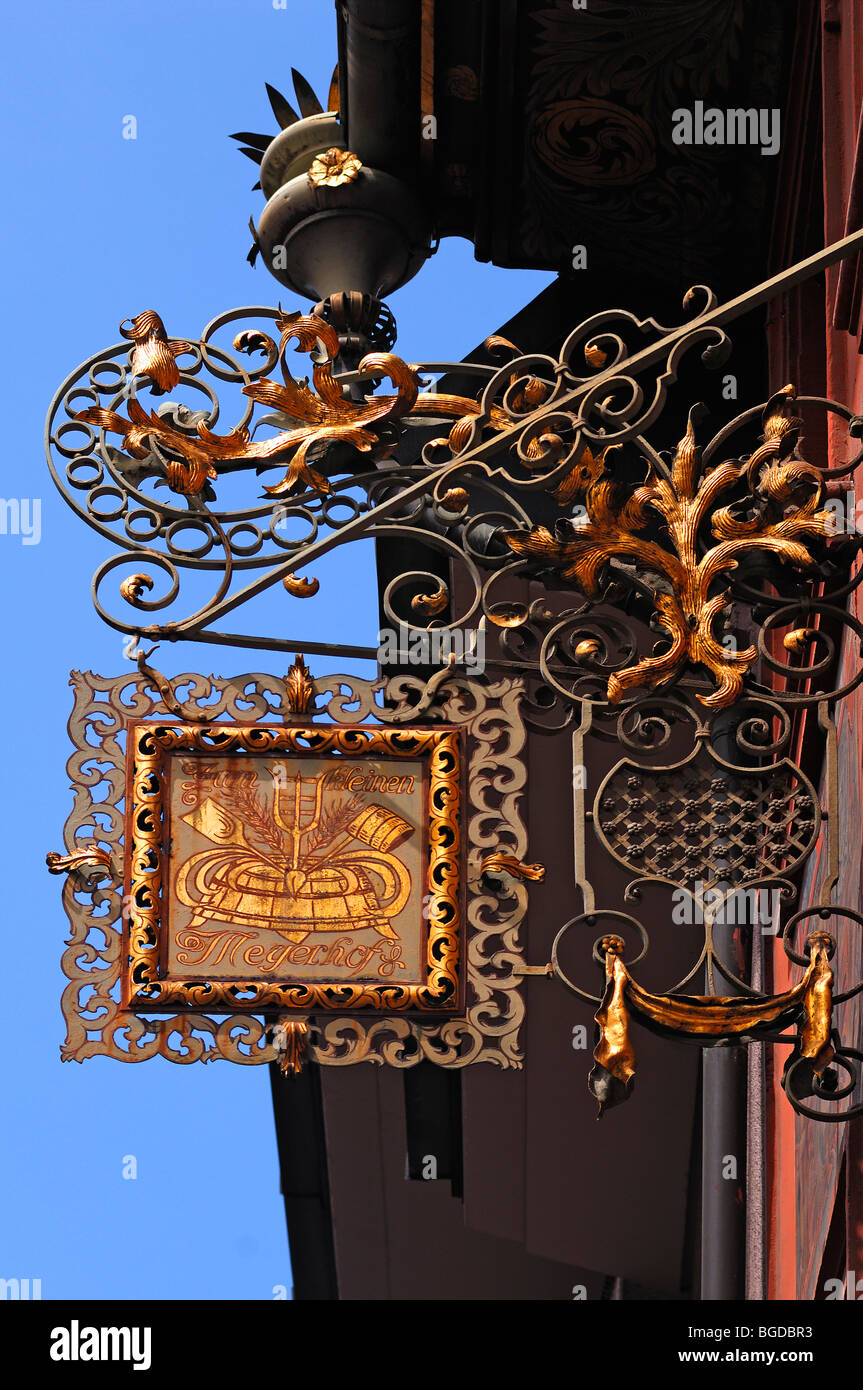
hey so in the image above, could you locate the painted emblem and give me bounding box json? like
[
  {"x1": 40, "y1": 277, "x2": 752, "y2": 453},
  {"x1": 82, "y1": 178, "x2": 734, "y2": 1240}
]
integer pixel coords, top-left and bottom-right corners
[{"x1": 175, "y1": 762, "x2": 416, "y2": 944}]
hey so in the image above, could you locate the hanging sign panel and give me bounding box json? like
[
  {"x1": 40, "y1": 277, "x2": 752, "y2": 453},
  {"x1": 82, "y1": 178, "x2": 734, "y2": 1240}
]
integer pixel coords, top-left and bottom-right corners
[
  {"x1": 125, "y1": 723, "x2": 462, "y2": 1014},
  {"x1": 50, "y1": 668, "x2": 534, "y2": 1070}
]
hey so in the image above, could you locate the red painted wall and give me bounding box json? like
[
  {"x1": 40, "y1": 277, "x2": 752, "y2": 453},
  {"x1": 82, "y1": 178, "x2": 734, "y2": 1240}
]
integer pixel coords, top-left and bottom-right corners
[{"x1": 766, "y1": 0, "x2": 863, "y2": 1301}]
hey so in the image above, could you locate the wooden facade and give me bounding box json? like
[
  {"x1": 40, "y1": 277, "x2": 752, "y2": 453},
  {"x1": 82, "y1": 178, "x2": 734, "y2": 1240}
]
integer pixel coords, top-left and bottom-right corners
[{"x1": 765, "y1": 0, "x2": 863, "y2": 1301}]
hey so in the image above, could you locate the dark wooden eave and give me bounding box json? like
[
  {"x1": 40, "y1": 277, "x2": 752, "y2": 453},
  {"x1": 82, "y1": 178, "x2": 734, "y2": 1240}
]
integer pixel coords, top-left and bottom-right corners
[
  {"x1": 336, "y1": 0, "x2": 798, "y2": 298},
  {"x1": 270, "y1": 1064, "x2": 339, "y2": 1299}
]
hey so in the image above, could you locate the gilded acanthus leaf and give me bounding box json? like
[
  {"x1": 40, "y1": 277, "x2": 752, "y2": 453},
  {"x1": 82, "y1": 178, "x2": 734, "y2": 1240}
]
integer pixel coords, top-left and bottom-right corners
[
  {"x1": 232, "y1": 328, "x2": 276, "y2": 357},
  {"x1": 784, "y1": 627, "x2": 818, "y2": 653},
  {"x1": 46, "y1": 846, "x2": 117, "y2": 879},
  {"x1": 285, "y1": 654, "x2": 314, "y2": 714},
  {"x1": 550, "y1": 440, "x2": 613, "y2": 506},
  {"x1": 584, "y1": 341, "x2": 608, "y2": 368},
  {"x1": 120, "y1": 311, "x2": 194, "y2": 392},
  {"x1": 75, "y1": 309, "x2": 515, "y2": 501},
  {"x1": 75, "y1": 396, "x2": 222, "y2": 497},
  {"x1": 120, "y1": 572, "x2": 154, "y2": 604},
  {"x1": 799, "y1": 934, "x2": 835, "y2": 1076},
  {"x1": 503, "y1": 389, "x2": 833, "y2": 708},
  {"x1": 479, "y1": 852, "x2": 546, "y2": 881},
  {"x1": 438, "y1": 487, "x2": 469, "y2": 511},
  {"x1": 411, "y1": 585, "x2": 448, "y2": 616},
  {"x1": 283, "y1": 572, "x2": 319, "y2": 598}
]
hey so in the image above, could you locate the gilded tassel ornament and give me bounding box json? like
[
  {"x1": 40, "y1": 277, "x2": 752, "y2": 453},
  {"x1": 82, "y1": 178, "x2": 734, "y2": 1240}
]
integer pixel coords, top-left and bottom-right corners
[
  {"x1": 589, "y1": 937, "x2": 636, "y2": 1118},
  {"x1": 272, "y1": 1019, "x2": 311, "y2": 1076}
]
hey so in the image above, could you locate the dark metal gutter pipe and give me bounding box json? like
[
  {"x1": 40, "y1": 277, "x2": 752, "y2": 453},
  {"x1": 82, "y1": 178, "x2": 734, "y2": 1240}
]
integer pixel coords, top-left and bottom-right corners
[{"x1": 336, "y1": 0, "x2": 423, "y2": 181}]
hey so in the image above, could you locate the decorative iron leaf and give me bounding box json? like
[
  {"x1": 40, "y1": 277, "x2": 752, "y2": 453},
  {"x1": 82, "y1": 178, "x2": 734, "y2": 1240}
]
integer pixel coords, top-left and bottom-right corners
[
  {"x1": 292, "y1": 67, "x2": 323, "y2": 117},
  {"x1": 229, "y1": 131, "x2": 273, "y2": 151},
  {"x1": 327, "y1": 63, "x2": 339, "y2": 112},
  {"x1": 266, "y1": 82, "x2": 299, "y2": 129}
]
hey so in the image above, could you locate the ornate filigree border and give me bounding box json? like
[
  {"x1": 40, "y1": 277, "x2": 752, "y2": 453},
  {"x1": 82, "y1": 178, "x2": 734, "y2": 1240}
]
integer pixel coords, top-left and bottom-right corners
[
  {"x1": 58, "y1": 670, "x2": 529, "y2": 1068},
  {"x1": 125, "y1": 721, "x2": 461, "y2": 1013}
]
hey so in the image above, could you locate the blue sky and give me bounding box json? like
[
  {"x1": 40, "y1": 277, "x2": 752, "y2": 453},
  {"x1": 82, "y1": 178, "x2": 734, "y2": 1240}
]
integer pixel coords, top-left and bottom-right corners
[{"x1": 0, "y1": 0, "x2": 552, "y2": 1299}]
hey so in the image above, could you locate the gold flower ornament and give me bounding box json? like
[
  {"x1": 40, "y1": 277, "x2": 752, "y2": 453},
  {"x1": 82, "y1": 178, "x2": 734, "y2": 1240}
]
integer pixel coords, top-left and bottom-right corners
[{"x1": 308, "y1": 147, "x2": 363, "y2": 187}]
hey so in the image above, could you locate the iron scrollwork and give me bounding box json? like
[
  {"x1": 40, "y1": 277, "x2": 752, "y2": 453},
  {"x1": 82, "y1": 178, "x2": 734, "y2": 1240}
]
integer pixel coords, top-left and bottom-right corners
[
  {"x1": 552, "y1": 692, "x2": 863, "y2": 1121},
  {"x1": 44, "y1": 276, "x2": 760, "y2": 657}
]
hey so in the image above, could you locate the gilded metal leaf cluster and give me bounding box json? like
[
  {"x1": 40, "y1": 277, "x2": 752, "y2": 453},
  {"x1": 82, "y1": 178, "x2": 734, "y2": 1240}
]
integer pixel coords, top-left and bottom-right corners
[
  {"x1": 73, "y1": 309, "x2": 510, "y2": 502},
  {"x1": 504, "y1": 387, "x2": 833, "y2": 708}
]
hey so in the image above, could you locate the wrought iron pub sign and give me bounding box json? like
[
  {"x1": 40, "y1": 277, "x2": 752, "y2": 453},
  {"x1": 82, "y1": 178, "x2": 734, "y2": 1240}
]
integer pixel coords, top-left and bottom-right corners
[{"x1": 44, "y1": 71, "x2": 863, "y2": 1115}]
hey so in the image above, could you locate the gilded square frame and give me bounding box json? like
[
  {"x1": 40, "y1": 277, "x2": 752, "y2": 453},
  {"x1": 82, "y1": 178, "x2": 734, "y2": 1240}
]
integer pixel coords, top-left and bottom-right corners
[
  {"x1": 124, "y1": 721, "x2": 462, "y2": 1015},
  {"x1": 57, "y1": 669, "x2": 530, "y2": 1069}
]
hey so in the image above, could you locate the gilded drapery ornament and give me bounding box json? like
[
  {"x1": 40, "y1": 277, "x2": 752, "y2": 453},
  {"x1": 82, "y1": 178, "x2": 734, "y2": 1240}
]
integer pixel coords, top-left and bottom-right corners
[
  {"x1": 271, "y1": 1018, "x2": 311, "y2": 1075},
  {"x1": 589, "y1": 932, "x2": 836, "y2": 1118}
]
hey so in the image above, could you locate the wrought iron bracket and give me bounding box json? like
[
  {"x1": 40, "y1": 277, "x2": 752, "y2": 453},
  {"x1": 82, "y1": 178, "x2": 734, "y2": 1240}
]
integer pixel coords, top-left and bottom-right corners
[{"x1": 44, "y1": 225, "x2": 863, "y2": 1114}]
